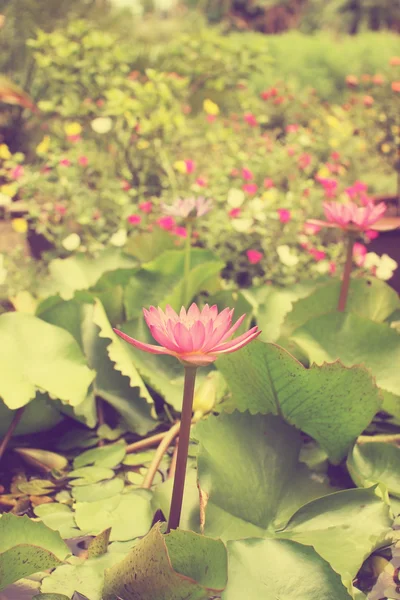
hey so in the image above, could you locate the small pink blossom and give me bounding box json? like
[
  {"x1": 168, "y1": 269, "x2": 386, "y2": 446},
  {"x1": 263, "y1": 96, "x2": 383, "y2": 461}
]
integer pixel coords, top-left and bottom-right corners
[
  {"x1": 309, "y1": 248, "x2": 326, "y2": 261},
  {"x1": 121, "y1": 180, "x2": 131, "y2": 191},
  {"x1": 67, "y1": 135, "x2": 81, "y2": 143},
  {"x1": 114, "y1": 303, "x2": 261, "y2": 367},
  {"x1": 316, "y1": 177, "x2": 338, "y2": 199},
  {"x1": 329, "y1": 262, "x2": 337, "y2": 275},
  {"x1": 229, "y1": 208, "x2": 241, "y2": 218},
  {"x1": 242, "y1": 168, "x2": 254, "y2": 181},
  {"x1": 195, "y1": 177, "x2": 207, "y2": 187},
  {"x1": 242, "y1": 183, "x2": 258, "y2": 195},
  {"x1": 207, "y1": 115, "x2": 216, "y2": 123},
  {"x1": 157, "y1": 216, "x2": 176, "y2": 231},
  {"x1": 139, "y1": 201, "x2": 152, "y2": 213},
  {"x1": 331, "y1": 152, "x2": 341, "y2": 162},
  {"x1": 163, "y1": 197, "x2": 212, "y2": 219},
  {"x1": 277, "y1": 209, "x2": 291, "y2": 223},
  {"x1": 10, "y1": 165, "x2": 24, "y2": 180},
  {"x1": 246, "y1": 249, "x2": 263, "y2": 264},
  {"x1": 353, "y1": 242, "x2": 367, "y2": 266},
  {"x1": 54, "y1": 204, "x2": 66, "y2": 216},
  {"x1": 298, "y1": 153, "x2": 312, "y2": 170},
  {"x1": 127, "y1": 214, "x2": 142, "y2": 225},
  {"x1": 365, "y1": 229, "x2": 379, "y2": 241},
  {"x1": 78, "y1": 156, "x2": 88, "y2": 167},
  {"x1": 244, "y1": 113, "x2": 258, "y2": 127},
  {"x1": 184, "y1": 159, "x2": 195, "y2": 174},
  {"x1": 264, "y1": 178, "x2": 274, "y2": 189},
  {"x1": 345, "y1": 181, "x2": 368, "y2": 200},
  {"x1": 286, "y1": 124, "x2": 299, "y2": 134},
  {"x1": 174, "y1": 226, "x2": 187, "y2": 238},
  {"x1": 59, "y1": 158, "x2": 71, "y2": 167}
]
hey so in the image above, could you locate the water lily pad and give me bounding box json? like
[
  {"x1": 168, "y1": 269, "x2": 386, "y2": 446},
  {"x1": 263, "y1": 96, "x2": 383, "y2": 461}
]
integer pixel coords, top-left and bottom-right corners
[
  {"x1": 67, "y1": 467, "x2": 115, "y2": 486},
  {"x1": 72, "y1": 442, "x2": 126, "y2": 470},
  {"x1": 347, "y1": 442, "x2": 400, "y2": 498},
  {"x1": 71, "y1": 478, "x2": 124, "y2": 502}
]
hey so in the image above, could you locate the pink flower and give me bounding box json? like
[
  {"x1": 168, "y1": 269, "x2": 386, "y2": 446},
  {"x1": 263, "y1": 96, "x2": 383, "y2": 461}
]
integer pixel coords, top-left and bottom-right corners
[
  {"x1": 114, "y1": 303, "x2": 261, "y2": 367},
  {"x1": 78, "y1": 156, "x2": 88, "y2": 167},
  {"x1": 59, "y1": 158, "x2": 71, "y2": 167},
  {"x1": 230, "y1": 169, "x2": 240, "y2": 177},
  {"x1": 309, "y1": 248, "x2": 326, "y2": 261},
  {"x1": 303, "y1": 222, "x2": 321, "y2": 235},
  {"x1": 10, "y1": 165, "x2": 24, "y2": 180},
  {"x1": 277, "y1": 209, "x2": 291, "y2": 223},
  {"x1": 162, "y1": 197, "x2": 212, "y2": 219},
  {"x1": 127, "y1": 214, "x2": 141, "y2": 225},
  {"x1": 286, "y1": 124, "x2": 299, "y2": 134},
  {"x1": 287, "y1": 146, "x2": 296, "y2": 157},
  {"x1": 195, "y1": 177, "x2": 207, "y2": 187},
  {"x1": 242, "y1": 168, "x2": 254, "y2": 181},
  {"x1": 244, "y1": 113, "x2": 258, "y2": 127},
  {"x1": 157, "y1": 216, "x2": 176, "y2": 231},
  {"x1": 353, "y1": 242, "x2": 367, "y2": 267},
  {"x1": 207, "y1": 115, "x2": 216, "y2": 123},
  {"x1": 365, "y1": 229, "x2": 379, "y2": 241},
  {"x1": 246, "y1": 249, "x2": 263, "y2": 264},
  {"x1": 184, "y1": 160, "x2": 195, "y2": 174},
  {"x1": 298, "y1": 153, "x2": 312, "y2": 170},
  {"x1": 229, "y1": 208, "x2": 241, "y2": 218},
  {"x1": 121, "y1": 180, "x2": 131, "y2": 191},
  {"x1": 174, "y1": 226, "x2": 187, "y2": 238},
  {"x1": 139, "y1": 201, "x2": 152, "y2": 213},
  {"x1": 307, "y1": 200, "x2": 390, "y2": 232},
  {"x1": 331, "y1": 152, "x2": 341, "y2": 162},
  {"x1": 54, "y1": 204, "x2": 66, "y2": 216},
  {"x1": 67, "y1": 135, "x2": 81, "y2": 143},
  {"x1": 264, "y1": 178, "x2": 274, "y2": 189},
  {"x1": 345, "y1": 181, "x2": 368, "y2": 200},
  {"x1": 329, "y1": 262, "x2": 336, "y2": 275},
  {"x1": 242, "y1": 183, "x2": 258, "y2": 195},
  {"x1": 316, "y1": 177, "x2": 338, "y2": 198}
]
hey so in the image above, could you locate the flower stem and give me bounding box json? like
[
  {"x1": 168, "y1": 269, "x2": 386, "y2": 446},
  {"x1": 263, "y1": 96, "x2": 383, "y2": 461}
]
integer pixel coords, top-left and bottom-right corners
[
  {"x1": 167, "y1": 366, "x2": 197, "y2": 531},
  {"x1": 337, "y1": 234, "x2": 355, "y2": 312},
  {"x1": 182, "y1": 221, "x2": 193, "y2": 308},
  {"x1": 142, "y1": 421, "x2": 181, "y2": 489},
  {"x1": 0, "y1": 407, "x2": 25, "y2": 462},
  {"x1": 358, "y1": 433, "x2": 400, "y2": 445}
]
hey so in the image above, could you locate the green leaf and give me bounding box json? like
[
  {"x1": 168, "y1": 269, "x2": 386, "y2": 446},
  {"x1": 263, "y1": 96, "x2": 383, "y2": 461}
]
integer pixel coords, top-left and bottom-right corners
[
  {"x1": 13, "y1": 448, "x2": 68, "y2": 472},
  {"x1": 87, "y1": 528, "x2": 111, "y2": 559},
  {"x1": 74, "y1": 491, "x2": 153, "y2": 541},
  {"x1": 68, "y1": 466, "x2": 116, "y2": 486},
  {"x1": 34, "y1": 503, "x2": 80, "y2": 539},
  {"x1": 217, "y1": 341, "x2": 381, "y2": 462},
  {"x1": 72, "y1": 442, "x2": 126, "y2": 469},
  {"x1": 278, "y1": 487, "x2": 393, "y2": 580},
  {"x1": 290, "y1": 313, "x2": 400, "y2": 396},
  {"x1": 33, "y1": 594, "x2": 70, "y2": 600},
  {"x1": 196, "y1": 412, "x2": 335, "y2": 539},
  {"x1": 103, "y1": 522, "x2": 227, "y2": 600},
  {"x1": 46, "y1": 249, "x2": 137, "y2": 300},
  {"x1": 280, "y1": 278, "x2": 400, "y2": 341},
  {"x1": 17, "y1": 480, "x2": 56, "y2": 496},
  {"x1": 125, "y1": 228, "x2": 176, "y2": 262},
  {"x1": 124, "y1": 248, "x2": 224, "y2": 318},
  {"x1": 71, "y1": 478, "x2": 124, "y2": 502},
  {"x1": 347, "y1": 442, "x2": 400, "y2": 497},
  {"x1": 221, "y1": 538, "x2": 351, "y2": 600},
  {"x1": 0, "y1": 393, "x2": 63, "y2": 437},
  {"x1": 0, "y1": 313, "x2": 95, "y2": 409},
  {"x1": 0, "y1": 514, "x2": 70, "y2": 591}
]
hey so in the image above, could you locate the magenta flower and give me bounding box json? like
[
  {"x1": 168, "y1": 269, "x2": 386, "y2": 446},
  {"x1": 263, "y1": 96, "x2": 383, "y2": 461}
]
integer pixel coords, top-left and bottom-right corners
[
  {"x1": 316, "y1": 177, "x2": 338, "y2": 199},
  {"x1": 195, "y1": 177, "x2": 207, "y2": 187},
  {"x1": 353, "y1": 242, "x2": 367, "y2": 267},
  {"x1": 59, "y1": 158, "x2": 71, "y2": 167},
  {"x1": 174, "y1": 226, "x2": 187, "y2": 238},
  {"x1": 365, "y1": 229, "x2": 379, "y2": 241},
  {"x1": 78, "y1": 156, "x2": 88, "y2": 167},
  {"x1": 264, "y1": 178, "x2": 274, "y2": 189},
  {"x1": 114, "y1": 304, "x2": 260, "y2": 367},
  {"x1": 184, "y1": 160, "x2": 195, "y2": 174},
  {"x1": 277, "y1": 209, "x2": 291, "y2": 223},
  {"x1": 242, "y1": 168, "x2": 254, "y2": 181},
  {"x1": 244, "y1": 112, "x2": 258, "y2": 127},
  {"x1": 309, "y1": 248, "x2": 326, "y2": 261},
  {"x1": 10, "y1": 165, "x2": 24, "y2": 180},
  {"x1": 242, "y1": 183, "x2": 258, "y2": 195},
  {"x1": 127, "y1": 214, "x2": 141, "y2": 225},
  {"x1": 308, "y1": 200, "x2": 390, "y2": 232},
  {"x1": 157, "y1": 216, "x2": 176, "y2": 231},
  {"x1": 246, "y1": 249, "x2": 263, "y2": 264},
  {"x1": 162, "y1": 197, "x2": 212, "y2": 219},
  {"x1": 229, "y1": 208, "x2": 241, "y2": 218},
  {"x1": 345, "y1": 181, "x2": 368, "y2": 200},
  {"x1": 139, "y1": 201, "x2": 152, "y2": 213}
]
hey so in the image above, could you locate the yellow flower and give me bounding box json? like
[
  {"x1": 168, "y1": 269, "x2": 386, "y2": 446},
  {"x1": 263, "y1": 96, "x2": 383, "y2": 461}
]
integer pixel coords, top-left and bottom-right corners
[
  {"x1": 36, "y1": 135, "x2": 50, "y2": 155},
  {"x1": 316, "y1": 166, "x2": 330, "y2": 179},
  {"x1": 1, "y1": 184, "x2": 17, "y2": 198},
  {"x1": 137, "y1": 140, "x2": 150, "y2": 150},
  {"x1": 173, "y1": 160, "x2": 187, "y2": 174},
  {"x1": 203, "y1": 99, "x2": 220, "y2": 116},
  {"x1": 12, "y1": 218, "x2": 28, "y2": 233},
  {"x1": 0, "y1": 144, "x2": 11, "y2": 160},
  {"x1": 64, "y1": 122, "x2": 82, "y2": 136}
]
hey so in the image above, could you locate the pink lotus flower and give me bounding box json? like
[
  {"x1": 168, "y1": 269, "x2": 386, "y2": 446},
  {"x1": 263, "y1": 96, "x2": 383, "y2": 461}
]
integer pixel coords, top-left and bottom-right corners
[
  {"x1": 157, "y1": 216, "x2": 176, "y2": 231},
  {"x1": 162, "y1": 197, "x2": 212, "y2": 219},
  {"x1": 246, "y1": 249, "x2": 263, "y2": 264},
  {"x1": 229, "y1": 208, "x2": 241, "y2": 218},
  {"x1": 307, "y1": 200, "x2": 394, "y2": 232},
  {"x1": 10, "y1": 165, "x2": 24, "y2": 180},
  {"x1": 127, "y1": 214, "x2": 141, "y2": 225},
  {"x1": 242, "y1": 183, "x2": 258, "y2": 195},
  {"x1": 139, "y1": 201, "x2": 152, "y2": 213},
  {"x1": 244, "y1": 113, "x2": 258, "y2": 127},
  {"x1": 277, "y1": 209, "x2": 291, "y2": 223},
  {"x1": 184, "y1": 160, "x2": 195, "y2": 174},
  {"x1": 78, "y1": 156, "x2": 88, "y2": 167},
  {"x1": 242, "y1": 168, "x2": 254, "y2": 181},
  {"x1": 114, "y1": 304, "x2": 261, "y2": 367}
]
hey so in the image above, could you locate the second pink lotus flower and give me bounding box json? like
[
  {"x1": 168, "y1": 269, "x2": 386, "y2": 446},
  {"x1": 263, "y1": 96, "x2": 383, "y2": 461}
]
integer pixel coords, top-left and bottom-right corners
[
  {"x1": 114, "y1": 303, "x2": 260, "y2": 367},
  {"x1": 308, "y1": 199, "x2": 394, "y2": 232}
]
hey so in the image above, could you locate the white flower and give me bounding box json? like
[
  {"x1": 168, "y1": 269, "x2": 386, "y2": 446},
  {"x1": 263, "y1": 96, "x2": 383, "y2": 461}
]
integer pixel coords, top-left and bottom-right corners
[
  {"x1": 110, "y1": 229, "x2": 127, "y2": 247},
  {"x1": 91, "y1": 117, "x2": 112, "y2": 134},
  {"x1": 62, "y1": 233, "x2": 81, "y2": 251},
  {"x1": 364, "y1": 252, "x2": 397, "y2": 280},
  {"x1": 277, "y1": 245, "x2": 299, "y2": 267}
]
